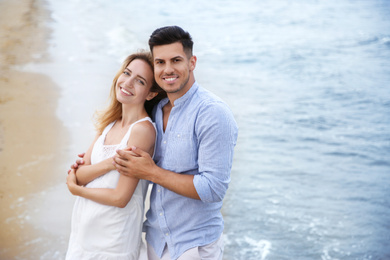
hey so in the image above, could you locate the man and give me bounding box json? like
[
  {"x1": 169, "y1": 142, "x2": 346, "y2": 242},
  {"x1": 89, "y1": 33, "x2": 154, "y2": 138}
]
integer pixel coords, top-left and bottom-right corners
[{"x1": 113, "y1": 26, "x2": 238, "y2": 260}]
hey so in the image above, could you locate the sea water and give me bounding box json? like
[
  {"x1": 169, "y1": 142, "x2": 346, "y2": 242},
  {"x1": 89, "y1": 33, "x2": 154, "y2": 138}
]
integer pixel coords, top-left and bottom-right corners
[{"x1": 29, "y1": 0, "x2": 390, "y2": 259}]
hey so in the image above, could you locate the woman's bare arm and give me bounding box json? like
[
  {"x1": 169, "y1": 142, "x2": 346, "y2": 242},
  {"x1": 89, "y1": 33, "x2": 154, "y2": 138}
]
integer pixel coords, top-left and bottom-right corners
[
  {"x1": 67, "y1": 170, "x2": 138, "y2": 208},
  {"x1": 72, "y1": 134, "x2": 115, "y2": 185},
  {"x1": 66, "y1": 120, "x2": 156, "y2": 207}
]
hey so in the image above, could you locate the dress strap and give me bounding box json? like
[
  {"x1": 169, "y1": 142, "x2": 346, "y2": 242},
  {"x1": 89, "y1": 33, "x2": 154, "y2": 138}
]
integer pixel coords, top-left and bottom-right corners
[{"x1": 102, "y1": 121, "x2": 116, "y2": 136}]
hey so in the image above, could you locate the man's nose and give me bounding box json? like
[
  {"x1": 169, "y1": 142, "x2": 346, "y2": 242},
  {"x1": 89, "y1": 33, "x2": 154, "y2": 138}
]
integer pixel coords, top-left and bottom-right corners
[{"x1": 164, "y1": 62, "x2": 174, "y2": 74}]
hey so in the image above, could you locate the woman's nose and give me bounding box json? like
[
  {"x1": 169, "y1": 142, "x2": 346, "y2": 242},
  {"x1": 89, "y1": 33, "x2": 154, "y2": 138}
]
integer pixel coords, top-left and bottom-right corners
[{"x1": 124, "y1": 77, "x2": 135, "y2": 87}]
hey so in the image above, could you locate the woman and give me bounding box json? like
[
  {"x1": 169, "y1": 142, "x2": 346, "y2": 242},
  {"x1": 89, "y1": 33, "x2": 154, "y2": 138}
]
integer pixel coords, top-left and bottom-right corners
[{"x1": 65, "y1": 51, "x2": 165, "y2": 260}]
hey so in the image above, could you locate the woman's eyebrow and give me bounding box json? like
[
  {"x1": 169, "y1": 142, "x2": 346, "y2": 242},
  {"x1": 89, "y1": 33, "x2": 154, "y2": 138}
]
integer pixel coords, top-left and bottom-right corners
[
  {"x1": 138, "y1": 74, "x2": 147, "y2": 83},
  {"x1": 125, "y1": 68, "x2": 148, "y2": 83}
]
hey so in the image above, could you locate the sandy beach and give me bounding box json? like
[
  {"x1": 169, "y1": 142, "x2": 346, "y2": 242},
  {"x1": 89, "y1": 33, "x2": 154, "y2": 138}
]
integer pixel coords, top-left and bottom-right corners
[{"x1": 0, "y1": 0, "x2": 71, "y2": 258}]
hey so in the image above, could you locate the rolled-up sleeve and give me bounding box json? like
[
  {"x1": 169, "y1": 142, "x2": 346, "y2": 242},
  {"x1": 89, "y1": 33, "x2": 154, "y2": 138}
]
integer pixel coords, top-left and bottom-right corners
[{"x1": 193, "y1": 101, "x2": 238, "y2": 202}]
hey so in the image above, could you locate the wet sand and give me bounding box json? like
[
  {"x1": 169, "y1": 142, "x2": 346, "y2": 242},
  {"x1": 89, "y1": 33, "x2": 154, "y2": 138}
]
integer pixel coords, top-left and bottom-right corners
[{"x1": 0, "y1": 0, "x2": 71, "y2": 258}]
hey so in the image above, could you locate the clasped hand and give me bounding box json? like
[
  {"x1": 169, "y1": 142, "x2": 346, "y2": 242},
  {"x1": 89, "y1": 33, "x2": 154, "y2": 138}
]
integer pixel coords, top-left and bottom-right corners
[
  {"x1": 113, "y1": 146, "x2": 155, "y2": 181},
  {"x1": 66, "y1": 147, "x2": 155, "y2": 191}
]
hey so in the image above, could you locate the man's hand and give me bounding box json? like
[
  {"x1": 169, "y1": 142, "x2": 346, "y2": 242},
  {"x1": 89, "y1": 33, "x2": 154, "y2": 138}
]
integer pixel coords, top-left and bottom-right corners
[
  {"x1": 114, "y1": 147, "x2": 200, "y2": 200},
  {"x1": 113, "y1": 146, "x2": 156, "y2": 181},
  {"x1": 67, "y1": 153, "x2": 85, "y2": 174}
]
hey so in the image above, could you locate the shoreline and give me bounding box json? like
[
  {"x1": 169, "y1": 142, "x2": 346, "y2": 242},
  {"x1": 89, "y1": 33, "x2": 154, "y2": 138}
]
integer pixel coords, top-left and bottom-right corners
[{"x1": 0, "y1": 0, "x2": 71, "y2": 258}]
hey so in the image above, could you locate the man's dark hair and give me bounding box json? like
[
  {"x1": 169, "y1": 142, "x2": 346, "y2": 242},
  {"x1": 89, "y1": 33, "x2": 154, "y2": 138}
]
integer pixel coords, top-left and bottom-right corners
[{"x1": 149, "y1": 26, "x2": 193, "y2": 58}]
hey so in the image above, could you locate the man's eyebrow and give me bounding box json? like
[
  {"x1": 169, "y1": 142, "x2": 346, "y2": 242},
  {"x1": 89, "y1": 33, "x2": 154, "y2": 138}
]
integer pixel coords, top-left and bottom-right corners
[
  {"x1": 154, "y1": 55, "x2": 184, "y2": 61},
  {"x1": 171, "y1": 56, "x2": 183, "y2": 59}
]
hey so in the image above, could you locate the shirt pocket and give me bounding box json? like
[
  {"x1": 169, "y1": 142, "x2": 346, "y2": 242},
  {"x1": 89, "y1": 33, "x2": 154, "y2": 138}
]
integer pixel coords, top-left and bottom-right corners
[{"x1": 168, "y1": 131, "x2": 198, "y2": 172}]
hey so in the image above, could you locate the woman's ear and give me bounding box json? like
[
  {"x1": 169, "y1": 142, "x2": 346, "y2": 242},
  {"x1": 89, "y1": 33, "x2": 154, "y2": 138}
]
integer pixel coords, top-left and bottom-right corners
[{"x1": 146, "y1": 92, "x2": 158, "y2": 101}]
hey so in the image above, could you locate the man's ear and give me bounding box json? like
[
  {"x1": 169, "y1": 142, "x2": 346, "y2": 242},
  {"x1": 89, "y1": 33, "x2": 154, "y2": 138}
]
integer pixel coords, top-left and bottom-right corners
[
  {"x1": 146, "y1": 92, "x2": 158, "y2": 101},
  {"x1": 189, "y1": 55, "x2": 197, "y2": 71}
]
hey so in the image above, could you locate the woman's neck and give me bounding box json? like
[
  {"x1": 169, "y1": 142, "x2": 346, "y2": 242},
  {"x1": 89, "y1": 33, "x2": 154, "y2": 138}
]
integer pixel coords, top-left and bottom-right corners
[{"x1": 120, "y1": 104, "x2": 148, "y2": 127}]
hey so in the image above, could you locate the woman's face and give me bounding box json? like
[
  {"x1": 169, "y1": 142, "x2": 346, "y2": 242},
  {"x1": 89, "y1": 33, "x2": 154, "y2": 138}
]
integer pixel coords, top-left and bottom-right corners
[{"x1": 116, "y1": 59, "x2": 154, "y2": 106}]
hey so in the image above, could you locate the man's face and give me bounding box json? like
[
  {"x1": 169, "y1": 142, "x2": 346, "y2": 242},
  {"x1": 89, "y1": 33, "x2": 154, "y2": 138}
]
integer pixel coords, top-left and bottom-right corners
[{"x1": 152, "y1": 42, "x2": 196, "y2": 97}]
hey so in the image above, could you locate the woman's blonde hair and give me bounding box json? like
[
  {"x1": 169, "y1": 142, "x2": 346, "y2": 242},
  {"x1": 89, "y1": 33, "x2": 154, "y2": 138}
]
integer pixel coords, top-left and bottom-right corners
[{"x1": 94, "y1": 51, "x2": 166, "y2": 135}]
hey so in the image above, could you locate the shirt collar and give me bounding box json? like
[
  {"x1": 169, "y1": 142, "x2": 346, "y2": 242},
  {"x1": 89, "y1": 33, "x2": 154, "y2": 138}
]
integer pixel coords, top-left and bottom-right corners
[
  {"x1": 158, "y1": 81, "x2": 199, "y2": 110},
  {"x1": 173, "y1": 81, "x2": 199, "y2": 106}
]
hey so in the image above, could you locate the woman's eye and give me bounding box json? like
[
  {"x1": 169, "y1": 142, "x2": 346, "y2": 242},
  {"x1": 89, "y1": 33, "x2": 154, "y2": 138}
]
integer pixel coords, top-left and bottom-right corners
[
  {"x1": 123, "y1": 71, "x2": 130, "y2": 76},
  {"x1": 137, "y1": 79, "x2": 145, "y2": 85}
]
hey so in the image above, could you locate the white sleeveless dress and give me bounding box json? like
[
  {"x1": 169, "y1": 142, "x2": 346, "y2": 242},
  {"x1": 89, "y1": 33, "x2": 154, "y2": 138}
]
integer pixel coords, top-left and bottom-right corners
[{"x1": 66, "y1": 117, "x2": 154, "y2": 260}]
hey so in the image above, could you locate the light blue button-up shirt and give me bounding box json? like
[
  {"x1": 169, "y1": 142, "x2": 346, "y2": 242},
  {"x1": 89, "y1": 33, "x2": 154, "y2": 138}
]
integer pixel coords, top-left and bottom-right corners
[{"x1": 144, "y1": 82, "x2": 238, "y2": 259}]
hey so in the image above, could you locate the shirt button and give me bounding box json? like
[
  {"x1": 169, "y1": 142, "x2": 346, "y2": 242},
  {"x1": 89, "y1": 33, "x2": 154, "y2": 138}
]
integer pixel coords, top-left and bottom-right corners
[
  {"x1": 160, "y1": 213, "x2": 163, "y2": 216},
  {"x1": 166, "y1": 233, "x2": 169, "y2": 236},
  {"x1": 163, "y1": 140, "x2": 166, "y2": 144},
  {"x1": 177, "y1": 134, "x2": 180, "y2": 138},
  {"x1": 157, "y1": 189, "x2": 160, "y2": 192}
]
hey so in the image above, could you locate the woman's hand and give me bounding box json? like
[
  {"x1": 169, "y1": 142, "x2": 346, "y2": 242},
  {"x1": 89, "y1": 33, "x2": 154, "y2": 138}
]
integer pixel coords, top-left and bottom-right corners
[
  {"x1": 66, "y1": 169, "x2": 80, "y2": 196},
  {"x1": 104, "y1": 157, "x2": 116, "y2": 172},
  {"x1": 67, "y1": 153, "x2": 85, "y2": 174}
]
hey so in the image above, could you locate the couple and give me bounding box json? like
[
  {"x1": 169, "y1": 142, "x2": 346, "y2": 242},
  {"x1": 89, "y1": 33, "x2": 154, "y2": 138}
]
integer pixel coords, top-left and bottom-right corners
[{"x1": 65, "y1": 26, "x2": 238, "y2": 260}]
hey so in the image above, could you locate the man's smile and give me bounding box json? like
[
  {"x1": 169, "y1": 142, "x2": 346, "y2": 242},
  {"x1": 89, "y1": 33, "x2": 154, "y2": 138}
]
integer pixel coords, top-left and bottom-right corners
[{"x1": 163, "y1": 75, "x2": 178, "y2": 83}]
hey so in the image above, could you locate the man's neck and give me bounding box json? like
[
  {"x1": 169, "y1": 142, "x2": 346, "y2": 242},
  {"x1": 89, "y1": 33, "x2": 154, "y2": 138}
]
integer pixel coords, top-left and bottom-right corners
[
  {"x1": 167, "y1": 78, "x2": 195, "y2": 107},
  {"x1": 162, "y1": 102, "x2": 172, "y2": 132}
]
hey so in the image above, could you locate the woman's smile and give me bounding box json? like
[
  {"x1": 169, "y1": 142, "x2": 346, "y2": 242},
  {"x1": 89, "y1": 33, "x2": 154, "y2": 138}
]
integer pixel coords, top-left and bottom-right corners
[{"x1": 119, "y1": 87, "x2": 133, "y2": 96}]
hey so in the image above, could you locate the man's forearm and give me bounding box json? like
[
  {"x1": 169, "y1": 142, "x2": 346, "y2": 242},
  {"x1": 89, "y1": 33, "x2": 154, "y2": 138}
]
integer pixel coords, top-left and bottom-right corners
[
  {"x1": 151, "y1": 166, "x2": 201, "y2": 200},
  {"x1": 114, "y1": 148, "x2": 200, "y2": 200}
]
